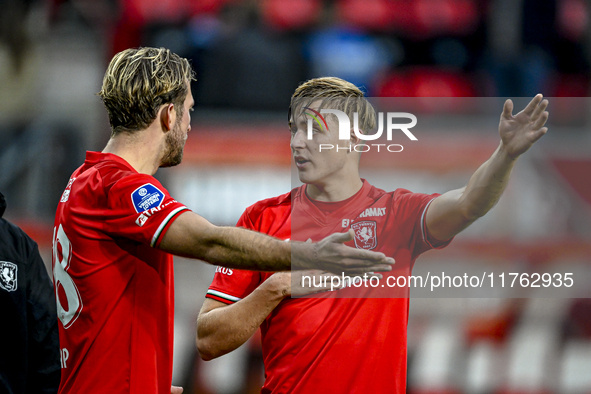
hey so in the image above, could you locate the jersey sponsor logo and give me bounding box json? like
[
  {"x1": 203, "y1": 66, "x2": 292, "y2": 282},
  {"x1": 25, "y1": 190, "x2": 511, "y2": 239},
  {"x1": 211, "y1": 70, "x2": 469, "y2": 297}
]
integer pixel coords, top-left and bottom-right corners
[
  {"x1": 60, "y1": 178, "x2": 76, "y2": 203},
  {"x1": 352, "y1": 221, "x2": 377, "y2": 250},
  {"x1": 131, "y1": 183, "x2": 164, "y2": 213},
  {"x1": 134, "y1": 199, "x2": 178, "y2": 227},
  {"x1": 358, "y1": 207, "x2": 386, "y2": 218},
  {"x1": 215, "y1": 266, "x2": 233, "y2": 276},
  {"x1": 136, "y1": 213, "x2": 149, "y2": 227},
  {"x1": 0, "y1": 261, "x2": 17, "y2": 292}
]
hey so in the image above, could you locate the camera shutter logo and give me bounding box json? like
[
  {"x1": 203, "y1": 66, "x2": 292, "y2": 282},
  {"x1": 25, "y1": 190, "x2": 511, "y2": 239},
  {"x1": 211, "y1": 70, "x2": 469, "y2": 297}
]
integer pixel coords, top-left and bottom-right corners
[
  {"x1": 306, "y1": 108, "x2": 418, "y2": 141},
  {"x1": 0, "y1": 261, "x2": 17, "y2": 292}
]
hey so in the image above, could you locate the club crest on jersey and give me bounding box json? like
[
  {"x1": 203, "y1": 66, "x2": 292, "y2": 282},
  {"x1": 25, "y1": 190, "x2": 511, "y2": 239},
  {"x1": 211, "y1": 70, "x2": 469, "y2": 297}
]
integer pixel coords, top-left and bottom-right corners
[
  {"x1": 0, "y1": 261, "x2": 17, "y2": 292},
  {"x1": 351, "y1": 221, "x2": 377, "y2": 250},
  {"x1": 131, "y1": 184, "x2": 164, "y2": 213}
]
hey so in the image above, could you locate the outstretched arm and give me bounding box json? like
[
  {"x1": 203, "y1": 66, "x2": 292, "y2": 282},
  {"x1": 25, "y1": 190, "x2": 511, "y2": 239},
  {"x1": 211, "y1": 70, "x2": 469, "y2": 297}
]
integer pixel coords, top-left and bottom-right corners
[
  {"x1": 159, "y1": 213, "x2": 394, "y2": 274},
  {"x1": 426, "y1": 94, "x2": 549, "y2": 241}
]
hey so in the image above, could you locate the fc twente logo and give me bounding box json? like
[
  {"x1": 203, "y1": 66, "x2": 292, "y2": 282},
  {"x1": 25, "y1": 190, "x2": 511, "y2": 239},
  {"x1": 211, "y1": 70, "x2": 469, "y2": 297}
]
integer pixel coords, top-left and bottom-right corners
[
  {"x1": 0, "y1": 261, "x2": 17, "y2": 292},
  {"x1": 351, "y1": 221, "x2": 377, "y2": 250}
]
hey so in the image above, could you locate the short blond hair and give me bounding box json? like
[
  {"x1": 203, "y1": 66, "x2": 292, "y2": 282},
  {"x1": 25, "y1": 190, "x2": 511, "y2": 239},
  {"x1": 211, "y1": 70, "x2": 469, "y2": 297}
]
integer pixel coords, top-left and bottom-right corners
[
  {"x1": 290, "y1": 77, "x2": 376, "y2": 134},
  {"x1": 98, "y1": 47, "x2": 196, "y2": 135}
]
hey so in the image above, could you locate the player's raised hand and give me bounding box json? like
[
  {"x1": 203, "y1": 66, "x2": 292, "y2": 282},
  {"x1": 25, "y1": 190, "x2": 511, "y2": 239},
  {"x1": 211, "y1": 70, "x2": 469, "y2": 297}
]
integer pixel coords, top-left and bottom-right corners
[
  {"x1": 299, "y1": 229, "x2": 394, "y2": 275},
  {"x1": 499, "y1": 94, "x2": 549, "y2": 159}
]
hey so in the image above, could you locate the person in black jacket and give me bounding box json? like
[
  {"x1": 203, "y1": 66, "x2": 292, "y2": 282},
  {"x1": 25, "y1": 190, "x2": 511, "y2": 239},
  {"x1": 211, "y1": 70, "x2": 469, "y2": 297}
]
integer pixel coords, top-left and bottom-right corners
[{"x1": 0, "y1": 192, "x2": 60, "y2": 393}]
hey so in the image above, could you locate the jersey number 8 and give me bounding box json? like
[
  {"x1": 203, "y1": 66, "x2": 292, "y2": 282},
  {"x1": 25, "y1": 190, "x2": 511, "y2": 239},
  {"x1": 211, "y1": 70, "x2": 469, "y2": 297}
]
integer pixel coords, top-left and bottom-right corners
[{"x1": 53, "y1": 224, "x2": 83, "y2": 328}]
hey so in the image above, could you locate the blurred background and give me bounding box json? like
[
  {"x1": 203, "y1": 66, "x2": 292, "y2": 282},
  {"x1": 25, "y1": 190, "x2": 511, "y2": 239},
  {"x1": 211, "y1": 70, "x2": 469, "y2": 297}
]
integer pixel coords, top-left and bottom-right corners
[{"x1": 1, "y1": 0, "x2": 591, "y2": 392}]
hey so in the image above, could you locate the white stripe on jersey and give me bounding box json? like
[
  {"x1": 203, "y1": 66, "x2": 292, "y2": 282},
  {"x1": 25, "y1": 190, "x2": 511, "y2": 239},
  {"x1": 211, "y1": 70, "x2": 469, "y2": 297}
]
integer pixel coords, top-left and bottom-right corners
[
  {"x1": 206, "y1": 289, "x2": 242, "y2": 302},
  {"x1": 150, "y1": 207, "x2": 189, "y2": 247}
]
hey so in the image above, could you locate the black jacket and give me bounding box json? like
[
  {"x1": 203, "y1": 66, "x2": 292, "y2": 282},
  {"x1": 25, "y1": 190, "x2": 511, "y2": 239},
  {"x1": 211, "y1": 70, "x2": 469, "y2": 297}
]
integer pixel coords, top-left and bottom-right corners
[{"x1": 0, "y1": 193, "x2": 60, "y2": 394}]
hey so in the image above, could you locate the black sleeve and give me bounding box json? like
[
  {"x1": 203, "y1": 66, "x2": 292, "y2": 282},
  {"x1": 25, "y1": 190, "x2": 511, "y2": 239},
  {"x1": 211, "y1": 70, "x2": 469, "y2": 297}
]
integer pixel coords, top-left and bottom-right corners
[{"x1": 25, "y1": 238, "x2": 61, "y2": 394}]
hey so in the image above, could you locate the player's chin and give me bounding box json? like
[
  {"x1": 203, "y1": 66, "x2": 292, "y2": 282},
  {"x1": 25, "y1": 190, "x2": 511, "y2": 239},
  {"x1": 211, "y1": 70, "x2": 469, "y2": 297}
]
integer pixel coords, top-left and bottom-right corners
[
  {"x1": 297, "y1": 171, "x2": 315, "y2": 184},
  {"x1": 160, "y1": 152, "x2": 184, "y2": 168}
]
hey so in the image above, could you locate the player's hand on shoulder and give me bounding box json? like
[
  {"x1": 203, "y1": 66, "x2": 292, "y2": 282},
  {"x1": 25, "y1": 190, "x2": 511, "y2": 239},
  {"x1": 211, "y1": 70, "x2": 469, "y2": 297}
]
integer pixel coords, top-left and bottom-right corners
[
  {"x1": 312, "y1": 229, "x2": 394, "y2": 275},
  {"x1": 499, "y1": 94, "x2": 549, "y2": 159}
]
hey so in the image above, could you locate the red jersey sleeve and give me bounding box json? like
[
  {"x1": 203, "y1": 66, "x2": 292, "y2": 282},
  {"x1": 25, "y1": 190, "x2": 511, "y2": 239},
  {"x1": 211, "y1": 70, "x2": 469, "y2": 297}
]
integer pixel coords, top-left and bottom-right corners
[
  {"x1": 393, "y1": 189, "x2": 453, "y2": 258},
  {"x1": 206, "y1": 209, "x2": 263, "y2": 305},
  {"x1": 103, "y1": 174, "x2": 189, "y2": 248}
]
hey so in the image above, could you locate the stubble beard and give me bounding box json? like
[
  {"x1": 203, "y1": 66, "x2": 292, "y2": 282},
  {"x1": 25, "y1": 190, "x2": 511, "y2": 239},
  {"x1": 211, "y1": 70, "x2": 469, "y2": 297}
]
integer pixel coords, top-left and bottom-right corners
[{"x1": 160, "y1": 117, "x2": 185, "y2": 168}]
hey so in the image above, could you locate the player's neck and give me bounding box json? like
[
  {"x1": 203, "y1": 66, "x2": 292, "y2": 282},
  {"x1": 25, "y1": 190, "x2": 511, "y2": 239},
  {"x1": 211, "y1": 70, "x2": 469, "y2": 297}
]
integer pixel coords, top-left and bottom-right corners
[
  {"x1": 102, "y1": 127, "x2": 162, "y2": 175},
  {"x1": 306, "y1": 174, "x2": 363, "y2": 202}
]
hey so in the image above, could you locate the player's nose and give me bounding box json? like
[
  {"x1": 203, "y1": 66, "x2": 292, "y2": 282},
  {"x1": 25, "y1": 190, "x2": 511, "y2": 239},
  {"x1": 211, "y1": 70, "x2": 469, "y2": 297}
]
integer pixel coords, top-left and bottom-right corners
[{"x1": 290, "y1": 129, "x2": 306, "y2": 150}]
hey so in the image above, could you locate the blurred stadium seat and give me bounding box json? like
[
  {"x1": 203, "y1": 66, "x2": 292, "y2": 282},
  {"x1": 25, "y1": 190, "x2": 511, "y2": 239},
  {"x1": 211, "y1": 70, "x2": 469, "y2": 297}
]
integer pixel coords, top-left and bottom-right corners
[
  {"x1": 376, "y1": 67, "x2": 478, "y2": 98},
  {"x1": 261, "y1": 0, "x2": 321, "y2": 30}
]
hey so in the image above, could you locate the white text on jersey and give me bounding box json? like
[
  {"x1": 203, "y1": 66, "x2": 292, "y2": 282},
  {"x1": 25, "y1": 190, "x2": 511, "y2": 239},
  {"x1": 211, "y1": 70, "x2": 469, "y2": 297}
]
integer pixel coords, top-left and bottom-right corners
[
  {"x1": 358, "y1": 207, "x2": 386, "y2": 218},
  {"x1": 135, "y1": 199, "x2": 178, "y2": 227},
  {"x1": 215, "y1": 266, "x2": 233, "y2": 276},
  {"x1": 60, "y1": 348, "x2": 69, "y2": 368}
]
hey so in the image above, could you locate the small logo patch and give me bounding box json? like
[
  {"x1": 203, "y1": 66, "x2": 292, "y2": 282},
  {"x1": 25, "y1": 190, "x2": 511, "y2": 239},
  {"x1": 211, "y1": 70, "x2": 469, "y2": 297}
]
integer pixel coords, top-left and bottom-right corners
[
  {"x1": 131, "y1": 184, "x2": 164, "y2": 213},
  {"x1": 135, "y1": 213, "x2": 148, "y2": 227},
  {"x1": 351, "y1": 221, "x2": 377, "y2": 250},
  {"x1": 0, "y1": 261, "x2": 17, "y2": 292}
]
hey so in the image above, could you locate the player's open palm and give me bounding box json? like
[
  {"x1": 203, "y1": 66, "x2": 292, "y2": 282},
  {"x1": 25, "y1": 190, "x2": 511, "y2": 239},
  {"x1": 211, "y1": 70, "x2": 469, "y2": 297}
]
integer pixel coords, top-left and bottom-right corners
[
  {"x1": 271, "y1": 239, "x2": 342, "y2": 296},
  {"x1": 314, "y1": 229, "x2": 394, "y2": 275},
  {"x1": 499, "y1": 94, "x2": 549, "y2": 159}
]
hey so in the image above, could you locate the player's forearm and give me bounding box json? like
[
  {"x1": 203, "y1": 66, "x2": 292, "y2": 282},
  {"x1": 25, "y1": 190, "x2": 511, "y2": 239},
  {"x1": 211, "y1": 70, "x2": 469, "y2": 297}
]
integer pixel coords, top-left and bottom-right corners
[
  {"x1": 162, "y1": 218, "x2": 290, "y2": 270},
  {"x1": 459, "y1": 141, "x2": 517, "y2": 220},
  {"x1": 196, "y1": 228, "x2": 389, "y2": 273},
  {"x1": 460, "y1": 94, "x2": 549, "y2": 218},
  {"x1": 161, "y1": 212, "x2": 391, "y2": 273},
  {"x1": 427, "y1": 142, "x2": 518, "y2": 241},
  {"x1": 202, "y1": 227, "x2": 318, "y2": 271},
  {"x1": 161, "y1": 212, "x2": 315, "y2": 271},
  {"x1": 197, "y1": 285, "x2": 286, "y2": 360},
  {"x1": 197, "y1": 226, "x2": 294, "y2": 271}
]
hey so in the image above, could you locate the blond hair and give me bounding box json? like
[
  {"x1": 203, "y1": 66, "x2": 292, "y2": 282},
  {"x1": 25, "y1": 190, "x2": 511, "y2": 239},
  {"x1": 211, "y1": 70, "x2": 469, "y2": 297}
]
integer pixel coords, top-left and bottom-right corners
[
  {"x1": 98, "y1": 47, "x2": 196, "y2": 136},
  {"x1": 290, "y1": 77, "x2": 376, "y2": 134}
]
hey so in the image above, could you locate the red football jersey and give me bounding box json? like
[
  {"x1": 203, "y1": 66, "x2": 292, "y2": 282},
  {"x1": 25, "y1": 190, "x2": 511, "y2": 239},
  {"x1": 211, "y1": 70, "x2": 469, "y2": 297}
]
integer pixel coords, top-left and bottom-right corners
[
  {"x1": 207, "y1": 180, "x2": 451, "y2": 393},
  {"x1": 52, "y1": 152, "x2": 189, "y2": 394}
]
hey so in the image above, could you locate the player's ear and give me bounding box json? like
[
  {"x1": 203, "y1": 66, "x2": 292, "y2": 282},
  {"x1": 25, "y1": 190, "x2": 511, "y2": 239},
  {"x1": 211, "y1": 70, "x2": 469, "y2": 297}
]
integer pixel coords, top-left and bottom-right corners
[
  {"x1": 349, "y1": 129, "x2": 361, "y2": 146},
  {"x1": 160, "y1": 104, "x2": 175, "y2": 132}
]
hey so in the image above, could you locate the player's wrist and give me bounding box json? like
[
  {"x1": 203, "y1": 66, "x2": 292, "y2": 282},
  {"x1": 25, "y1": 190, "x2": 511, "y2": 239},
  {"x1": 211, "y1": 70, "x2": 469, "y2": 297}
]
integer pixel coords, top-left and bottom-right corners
[
  {"x1": 498, "y1": 140, "x2": 519, "y2": 161},
  {"x1": 291, "y1": 242, "x2": 315, "y2": 270},
  {"x1": 260, "y1": 276, "x2": 291, "y2": 300}
]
